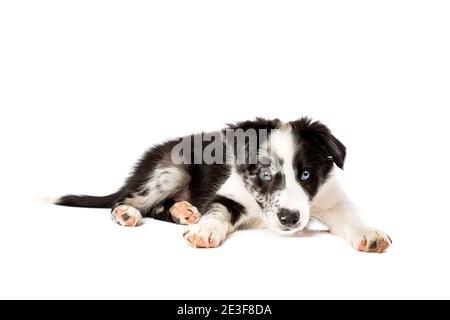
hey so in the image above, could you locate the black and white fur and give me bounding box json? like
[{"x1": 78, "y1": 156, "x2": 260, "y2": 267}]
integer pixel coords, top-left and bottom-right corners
[{"x1": 51, "y1": 117, "x2": 391, "y2": 252}]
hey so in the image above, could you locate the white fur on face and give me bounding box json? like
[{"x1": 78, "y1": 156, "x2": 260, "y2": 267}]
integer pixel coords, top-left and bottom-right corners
[{"x1": 267, "y1": 126, "x2": 311, "y2": 233}]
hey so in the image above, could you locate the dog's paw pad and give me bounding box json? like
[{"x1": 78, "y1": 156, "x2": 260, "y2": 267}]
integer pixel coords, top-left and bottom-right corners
[
  {"x1": 112, "y1": 205, "x2": 142, "y2": 227},
  {"x1": 183, "y1": 222, "x2": 225, "y2": 249},
  {"x1": 352, "y1": 230, "x2": 392, "y2": 253},
  {"x1": 170, "y1": 201, "x2": 201, "y2": 225}
]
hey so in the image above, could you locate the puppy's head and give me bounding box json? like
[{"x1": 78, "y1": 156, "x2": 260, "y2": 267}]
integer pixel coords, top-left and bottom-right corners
[{"x1": 238, "y1": 118, "x2": 346, "y2": 234}]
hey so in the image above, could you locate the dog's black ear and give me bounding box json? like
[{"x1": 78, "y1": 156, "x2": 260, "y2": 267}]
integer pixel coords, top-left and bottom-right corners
[
  {"x1": 321, "y1": 129, "x2": 346, "y2": 169},
  {"x1": 291, "y1": 117, "x2": 347, "y2": 169}
]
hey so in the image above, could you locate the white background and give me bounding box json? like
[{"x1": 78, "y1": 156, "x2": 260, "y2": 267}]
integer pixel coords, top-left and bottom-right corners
[{"x1": 1, "y1": 1, "x2": 449, "y2": 299}]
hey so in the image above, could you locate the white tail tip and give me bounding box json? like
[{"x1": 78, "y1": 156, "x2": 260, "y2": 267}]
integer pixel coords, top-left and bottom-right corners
[{"x1": 38, "y1": 195, "x2": 61, "y2": 204}]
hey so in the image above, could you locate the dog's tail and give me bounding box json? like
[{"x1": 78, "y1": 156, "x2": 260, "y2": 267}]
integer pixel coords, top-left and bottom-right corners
[{"x1": 40, "y1": 192, "x2": 121, "y2": 209}]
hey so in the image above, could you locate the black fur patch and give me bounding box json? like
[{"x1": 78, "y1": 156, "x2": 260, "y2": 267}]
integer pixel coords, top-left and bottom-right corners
[
  {"x1": 290, "y1": 117, "x2": 346, "y2": 169},
  {"x1": 57, "y1": 192, "x2": 122, "y2": 208},
  {"x1": 210, "y1": 196, "x2": 246, "y2": 225},
  {"x1": 290, "y1": 117, "x2": 346, "y2": 199}
]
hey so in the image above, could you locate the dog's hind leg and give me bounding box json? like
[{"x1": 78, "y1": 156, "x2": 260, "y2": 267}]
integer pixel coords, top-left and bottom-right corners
[{"x1": 112, "y1": 166, "x2": 192, "y2": 226}]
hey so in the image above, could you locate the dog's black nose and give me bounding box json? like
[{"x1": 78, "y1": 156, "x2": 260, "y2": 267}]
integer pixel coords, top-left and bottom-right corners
[{"x1": 277, "y1": 209, "x2": 300, "y2": 227}]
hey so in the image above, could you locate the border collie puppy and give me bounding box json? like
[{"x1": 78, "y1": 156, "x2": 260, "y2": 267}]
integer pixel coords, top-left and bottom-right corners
[{"x1": 51, "y1": 117, "x2": 391, "y2": 253}]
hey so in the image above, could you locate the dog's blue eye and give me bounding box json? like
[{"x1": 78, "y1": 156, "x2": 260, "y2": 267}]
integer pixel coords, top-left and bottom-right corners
[
  {"x1": 300, "y1": 170, "x2": 311, "y2": 182},
  {"x1": 259, "y1": 168, "x2": 272, "y2": 182}
]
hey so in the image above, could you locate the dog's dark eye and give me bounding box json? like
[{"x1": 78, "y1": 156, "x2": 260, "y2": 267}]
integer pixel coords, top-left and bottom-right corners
[
  {"x1": 300, "y1": 170, "x2": 311, "y2": 182},
  {"x1": 259, "y1": 168, "x2": 272, "y2": 182}
]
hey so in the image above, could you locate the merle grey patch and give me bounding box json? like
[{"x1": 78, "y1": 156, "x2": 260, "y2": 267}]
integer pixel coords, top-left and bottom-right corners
[{"x1": 138, "y1": 189, "x2": 149, "y2": 196}]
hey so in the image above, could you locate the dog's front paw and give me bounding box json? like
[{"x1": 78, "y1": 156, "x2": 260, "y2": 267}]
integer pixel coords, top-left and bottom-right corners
[
  {"x1": 351, "y1": 230, "x2": 392, "y2": 253},
  {"x1": 183, "y1": 220, "x2": 227, "y2": 248}
]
